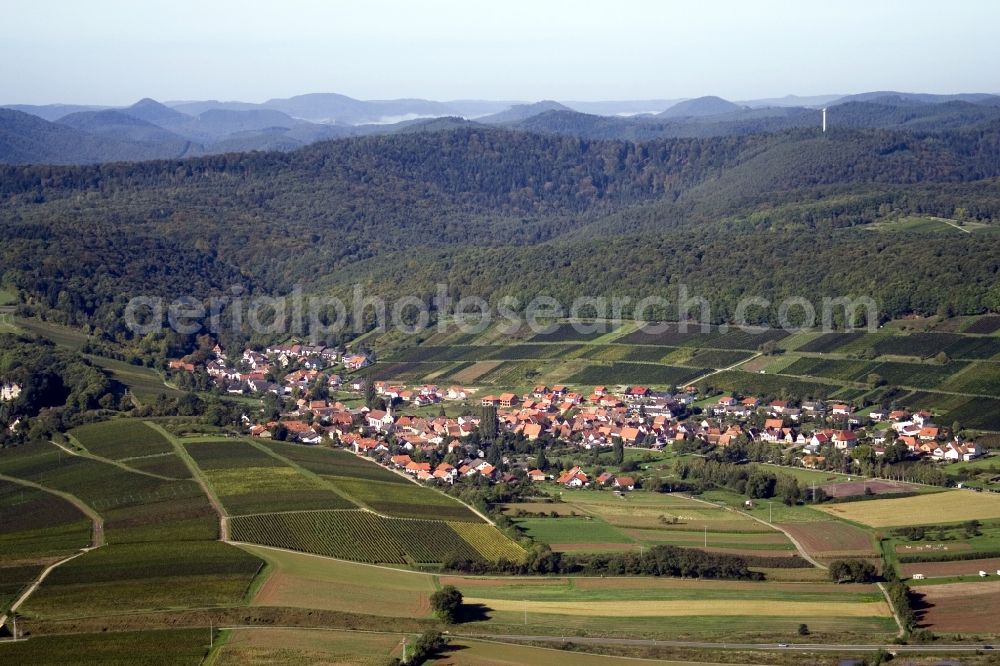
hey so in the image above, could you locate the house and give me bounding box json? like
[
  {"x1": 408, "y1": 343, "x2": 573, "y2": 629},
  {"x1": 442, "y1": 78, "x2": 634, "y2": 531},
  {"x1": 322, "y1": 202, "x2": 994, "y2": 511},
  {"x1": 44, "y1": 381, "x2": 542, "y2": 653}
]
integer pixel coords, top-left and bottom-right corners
[
  {"x1": 717, "y1": 396, "x2": 738, "y2": 407},
  {"x1": 613, "y1": 476, "x2": 636, "y2": 491},
  {"x1": 832, "y1": 430, "x2": 859, "y2": 449},
  {"x1": 168, "y1": 359, "x2": 195, "y2": 372},
  {"x1": 527, "y1": 469, "x2": 547, "y2": 482},
  {"x1": 0, "y1": 382, "x2": 21, "y2": 402},
  {"x1": 366, "y1": 409, "x2": 394, "y2": 432},
  {"x1": 596, "y1": 472, "x2": 615, "y2": 486},
  {"x1": 593, "y1": 386, "x2": 607, "y2": 396},
  {"x1": 523, "y1": 423, "x2": 543, "y2": 441},
  {"x1": 556, "y1": 466, "x2": 589, "y2": 487},
  {"x1": 446, "y1": 386, "x2": 468, "y2": 400},
  {"x1": 344, "y1": 354, "x2": 371, "y2": 370},
  {"x1": 499, "y1": 392, "x2": 518, "y2": 408},
  {"x1": 481, "y1": 395, "x2": 499, "y2": 407},
  {"x1": 918, "y1": 426, "x2": 940, "y2": 441}
]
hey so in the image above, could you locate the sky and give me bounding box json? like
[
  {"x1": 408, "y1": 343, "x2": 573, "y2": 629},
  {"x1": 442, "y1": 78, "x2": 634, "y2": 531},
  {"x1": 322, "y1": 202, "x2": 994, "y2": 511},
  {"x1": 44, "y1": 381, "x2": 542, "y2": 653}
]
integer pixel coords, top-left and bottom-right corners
[{"x1": 2, "y1": 0, "x2": 999, "y2": 105}]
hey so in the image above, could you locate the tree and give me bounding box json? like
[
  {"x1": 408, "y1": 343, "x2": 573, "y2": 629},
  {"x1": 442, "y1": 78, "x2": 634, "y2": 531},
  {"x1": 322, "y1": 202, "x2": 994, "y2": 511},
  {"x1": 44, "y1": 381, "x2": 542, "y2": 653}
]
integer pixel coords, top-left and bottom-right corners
[
  {"x1": 612, "y1": 439, "x2": 624, "y2": 466},
  {"x1": 480, "y1": 404, "x2": 498, "y2": 441},
  {"x1": 535, "y1": 446, "x2": 549, "y2": 471},
  {"x1": 364, "y1": 379, "x2": 377, "y2": 409},
  {"x1": 797, "y1": 623, "x2": 810, "y2": 636},
  {"x1": 429, "y1": 585, "x2": 463, "y2": 623},
  {"x1": 828, "y1": 559, "x2": 877, "y2": 583},
  {"x1": 404, "y1": 630, "x2": 448, "y2": 665}
]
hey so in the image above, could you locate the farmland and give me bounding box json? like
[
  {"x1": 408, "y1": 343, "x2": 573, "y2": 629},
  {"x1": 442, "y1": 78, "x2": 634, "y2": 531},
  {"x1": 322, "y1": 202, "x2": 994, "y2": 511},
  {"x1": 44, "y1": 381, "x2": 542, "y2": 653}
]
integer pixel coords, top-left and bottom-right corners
[
  {"x1": 0, "y1": 629, "x2": 213, "y2": 665},
  {"x1": 69, "y1": 419, "x2": 174, "y2": 461},
  {"x1": 0, "y1": 479, "x2": 92, "y2": 561},
  {"x1": 777, "y1": 521, "x2": 877, "y2": 561},
  {"x1": 913, "y1": 581, "x2": 1000, "y2": 633},
  {"x1": 447, "y1": 573, "x2": 894, "y2": 641},
  {"x1": 229, "y1": 509, "x2": 523, "y2": 565},
  {"x1": 816, "y1": 490, "x2": 1000, "y2": 527},
  {"x1": 566, "y1": 362, "x2": 706, "y2": 387},
  {"x1": 511, "y1": 491, "x2": 799, "y2": 557},
  {"x1": 241, "y1": 544, "x2": 435, "y2": 616}
]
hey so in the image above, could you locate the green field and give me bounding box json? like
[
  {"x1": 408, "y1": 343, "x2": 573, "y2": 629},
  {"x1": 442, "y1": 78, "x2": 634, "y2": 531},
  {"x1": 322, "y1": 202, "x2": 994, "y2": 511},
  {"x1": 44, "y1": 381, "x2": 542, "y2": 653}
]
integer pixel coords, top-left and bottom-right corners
[
  {"x1": 0, "y1": 629, "x2": 213, "y2": 665},
  {"x1": 0, "y1": 479, "x2": 92, "y2": 562},
  {"x1": 229, "y1": 509, "x2": 523, "y2": 565},
  {"x1": 69, "y1": 419, "x2": 174, "y2": 461}
]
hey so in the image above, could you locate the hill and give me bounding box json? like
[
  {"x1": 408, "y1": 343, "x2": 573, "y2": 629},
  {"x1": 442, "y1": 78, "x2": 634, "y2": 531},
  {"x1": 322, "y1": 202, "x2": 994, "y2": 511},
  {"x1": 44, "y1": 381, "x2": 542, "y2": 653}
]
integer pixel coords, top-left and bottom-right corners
[
  {"x1": 0, "y1": 108, "x2": 186, "y2": 164},
  {"x1": 2, "y1": 124, "x2": 1000, "y2": 346},
  {"x1": 479, "y1": 100, "x2": 575, "y2": 124},
  {"x1": 57, "y1": 109, "x2": 195, "y2": 155},
  {"x1": 658, "y1": 95, "x2": 745, "y2": 118}
]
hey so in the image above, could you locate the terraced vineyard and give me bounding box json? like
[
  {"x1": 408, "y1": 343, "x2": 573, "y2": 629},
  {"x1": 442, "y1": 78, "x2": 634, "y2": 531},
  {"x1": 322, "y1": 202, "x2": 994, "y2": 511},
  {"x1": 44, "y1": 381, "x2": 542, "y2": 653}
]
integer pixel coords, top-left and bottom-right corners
[
  {"x1": 70, "y1": 419, "x2": 173, "y2": 460},
  {"x1": 229, "y1": 509, "x2": 524, "y2": 565}
]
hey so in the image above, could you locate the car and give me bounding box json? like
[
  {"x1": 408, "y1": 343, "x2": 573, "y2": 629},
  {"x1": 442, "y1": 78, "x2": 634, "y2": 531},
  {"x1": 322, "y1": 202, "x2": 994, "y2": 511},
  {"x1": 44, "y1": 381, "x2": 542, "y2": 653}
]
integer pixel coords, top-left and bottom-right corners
[{"x1": 777, "y1": 643, "x2": 789, "y2": 648}]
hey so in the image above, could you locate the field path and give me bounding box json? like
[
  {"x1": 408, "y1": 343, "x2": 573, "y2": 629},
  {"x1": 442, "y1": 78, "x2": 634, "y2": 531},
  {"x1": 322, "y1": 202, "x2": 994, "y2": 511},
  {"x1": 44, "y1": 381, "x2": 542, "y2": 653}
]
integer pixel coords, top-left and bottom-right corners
[
  {"x1": 0, "y1": 473, "x2": 105, "y2": 637},
  {"x1": 685, "y1": 352, "x2": 762, "y2": 386},
  {"x1": 146, "y1": 422, "x2": 230, "y2": 541},
  {"x1": 681, "y1": 493, "x2": 825, "y2": 569},
  {"x1": 52, "y1": 437, "x2": 185, "y2": 482},
  {"x1": 0, "y1": 472, "x2": 104, "y2": 548}
]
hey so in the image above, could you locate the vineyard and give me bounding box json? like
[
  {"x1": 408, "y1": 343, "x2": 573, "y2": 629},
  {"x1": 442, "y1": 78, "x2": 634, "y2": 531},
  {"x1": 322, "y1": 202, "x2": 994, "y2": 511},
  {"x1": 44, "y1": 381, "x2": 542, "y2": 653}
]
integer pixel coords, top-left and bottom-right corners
[
  {"x1": 566, "y1": 362, "x2": 705, "y2": 387},
  {"x1": 69, "y1": 419, "x2": 173, "y2": 460},
  {"x1": 329, "y1": 476, "x2": 481, "y2": 521},
  {"x1": 965, "y1": 315, "x2": 1000, "y2": 335},
  {"x1": 529, "y1": 322, "x2": 620, "y2": 342},
  {"x1": 618, "y1": 324, "x2": 789, "y2": 349},
  {"x1": 229, "y1": 509, "x2": 524, "y2": 565}
]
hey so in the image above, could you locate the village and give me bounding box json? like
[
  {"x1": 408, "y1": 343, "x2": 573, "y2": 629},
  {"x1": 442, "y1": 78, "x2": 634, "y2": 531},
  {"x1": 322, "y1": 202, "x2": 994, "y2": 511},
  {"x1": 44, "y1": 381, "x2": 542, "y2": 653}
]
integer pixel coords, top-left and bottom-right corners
[{"x1": 165, "y1": 341, "x2": 988, "y2": 492}]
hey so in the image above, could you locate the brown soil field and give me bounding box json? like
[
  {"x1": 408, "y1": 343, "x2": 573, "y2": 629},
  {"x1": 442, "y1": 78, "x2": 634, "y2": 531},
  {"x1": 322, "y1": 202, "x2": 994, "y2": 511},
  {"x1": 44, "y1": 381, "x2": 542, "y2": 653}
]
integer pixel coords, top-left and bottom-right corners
[
  {"x1": 449, "y1": 360, "x2": 503, "y2": 383},
  {"x1": 778, "y1": 521, "x2": 876, "y2": 558},
  {"x1": 820, "y1": 479, "x2": 919, "y2": 498},
  {"x1": 902, "y1": 557, "x2": 1000, "y2": 578},
  {"x1": 916, "y1": 581, "x2": 1000, "y2": 633},
  {"x1": 501, "y1": 502, "x2": 580, "y2": 516},
  {"x1": 895, "y1": 542, "x2": 971, "y2": 554}
]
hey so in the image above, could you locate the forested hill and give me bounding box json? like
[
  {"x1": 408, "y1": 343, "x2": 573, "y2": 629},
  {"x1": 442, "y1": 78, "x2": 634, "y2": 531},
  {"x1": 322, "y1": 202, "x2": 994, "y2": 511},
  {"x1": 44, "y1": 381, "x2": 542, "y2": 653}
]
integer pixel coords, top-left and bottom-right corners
[{"x1": 2, "y1": 125, "x2": 1000, "y2": 345}]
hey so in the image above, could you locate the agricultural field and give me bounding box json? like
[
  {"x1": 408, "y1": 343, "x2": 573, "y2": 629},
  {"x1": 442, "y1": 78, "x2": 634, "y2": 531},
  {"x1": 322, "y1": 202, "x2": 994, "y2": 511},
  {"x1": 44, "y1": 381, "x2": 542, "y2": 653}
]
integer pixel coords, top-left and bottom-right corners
[
  {"x1": 183, "y1": 439, "x2": 356, "y2": 514},
  {"x1": 447, "y1": 573, "x2": 894, "y2": 641},
  {"x1": 20, "y1": 540, "x2": 263, "y2": 618},
  {"x1": 216, "y1": 627, "x2": 407, "y2": 666},
  {"x1": 618, "y1": 324, "x2": 790, "y2": 350},
  {"x1": 696, "y1": 370, "x2": 837, "y2": 400},
  {"x1": 817, "y1": 489, "x2": 1000, "y2": 528},
  {"x1": 0, "y1": 480, "x2": 92, "y2": 561},
  {"x1": 913, "y1": 581, "x2": 1000, "y2": 634},
  {"x1": 566, "y1": 362, "x2": 706, "y2": 387},
  {"x1": 329, "y1": 476, "x2": 481, "y2": 521},
  {"x1": 965, "y1": 314, "x2": 1000, "y2": 335},
  {"x1": 0, "y1": 442, "x2": 217, "y2": 543},
  {"x1": 777, "y1": 521, "x2": 877, "y2": 560},
  {"x1": 228, "y1": 509, "x2": 523, "y2": 565},
  {"x1": 69, "y1": 419, "x2": 174, "y2": 461},
  {"x1": 88, "y1": 355, "x2": 183, "y2": 401},
  {"x1": 900, "y1": 557, "x2": 1000, "y2": 579},
  {"x1": 529, "y1": 322, "x2": 621, "y2": 342},
  {"x1": 0, "y1": 629, "x2": 213, "y2": 665},
  {"x1": 240, "y1": 544, "x2": 435, "y2": 617},
  {"x1": 516, "y1": 491, "x2": 798, "y2": 557}
]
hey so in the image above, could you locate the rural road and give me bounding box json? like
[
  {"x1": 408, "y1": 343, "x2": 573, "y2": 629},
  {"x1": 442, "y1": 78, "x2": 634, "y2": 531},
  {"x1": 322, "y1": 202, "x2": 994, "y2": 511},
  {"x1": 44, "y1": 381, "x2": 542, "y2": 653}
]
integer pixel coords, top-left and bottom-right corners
[
  {"x1": 0, "y1": 474, "x2": 105, "y2": 637},
  {"x1": 460, "y1": 633, "x2": 994, "y2": 654}
]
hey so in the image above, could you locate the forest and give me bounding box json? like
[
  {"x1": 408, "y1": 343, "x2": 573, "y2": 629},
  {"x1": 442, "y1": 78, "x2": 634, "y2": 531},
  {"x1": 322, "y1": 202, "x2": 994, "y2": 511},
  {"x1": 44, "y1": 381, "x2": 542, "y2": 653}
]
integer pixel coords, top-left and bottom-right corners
[{"x1": 2, "y1": 123, "x2": 1000, "y2": 358}]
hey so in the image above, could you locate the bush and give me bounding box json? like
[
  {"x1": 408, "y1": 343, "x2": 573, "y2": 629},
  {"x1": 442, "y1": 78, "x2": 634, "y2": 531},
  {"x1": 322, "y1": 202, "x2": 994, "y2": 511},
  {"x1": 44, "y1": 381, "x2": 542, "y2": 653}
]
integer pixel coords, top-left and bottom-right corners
[{"x1": 828, "y1": 559, "x2": 878, "y2": 583}]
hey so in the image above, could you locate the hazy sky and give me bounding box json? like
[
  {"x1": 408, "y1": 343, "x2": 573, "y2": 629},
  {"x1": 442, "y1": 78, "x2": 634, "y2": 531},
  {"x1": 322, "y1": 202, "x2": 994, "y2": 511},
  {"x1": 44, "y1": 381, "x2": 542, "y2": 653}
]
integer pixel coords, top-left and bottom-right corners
[{"x1": 3, "y1": 0, "x2": 999, "y2": 105}]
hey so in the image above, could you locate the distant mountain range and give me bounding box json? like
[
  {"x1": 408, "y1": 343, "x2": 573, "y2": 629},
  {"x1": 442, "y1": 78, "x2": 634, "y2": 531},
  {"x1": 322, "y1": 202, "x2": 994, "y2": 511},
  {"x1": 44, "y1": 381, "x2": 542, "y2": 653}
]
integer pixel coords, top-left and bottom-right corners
[{"x1": 3, "y1": 90, "x2": 1000, "y2": 165}]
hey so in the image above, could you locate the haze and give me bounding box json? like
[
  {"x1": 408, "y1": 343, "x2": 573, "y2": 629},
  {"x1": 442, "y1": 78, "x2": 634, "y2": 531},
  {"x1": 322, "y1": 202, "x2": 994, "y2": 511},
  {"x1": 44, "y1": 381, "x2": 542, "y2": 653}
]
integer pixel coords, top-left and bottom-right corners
[{"x1": 2, "y1": 0, "x2": 999, "y2": 105}]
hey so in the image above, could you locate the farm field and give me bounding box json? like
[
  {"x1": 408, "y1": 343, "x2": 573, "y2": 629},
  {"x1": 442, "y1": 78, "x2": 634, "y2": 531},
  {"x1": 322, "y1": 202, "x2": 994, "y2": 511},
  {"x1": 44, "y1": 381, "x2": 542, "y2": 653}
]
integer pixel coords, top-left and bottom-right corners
[
  {"x1": 229, "y1": 509, "x2": 524, "y2": 565},
  {"x1": 69, "y1": 419, "x2": 174, "y2": 461},
  {"x1": 566, "y1": 362, "x2": 707, "y2": 387},
  {"x1": 20, "y1": 540, "x2": 262, "y2": 619},
  {"x1": 183, "y1": 439, "x2": 356, "y2": 514},
  {"x1": 777, "y1": 521, "x2": 876, "y2": 560},
  {"x1": 216, "y1": 627, "x2": 407, "y2": 666},
  {"x1": 0, "y1": 441, "x2": 217, "y2": 543},
  {"x1": 0, "y1": 479, "x2": 92, "y2": 561},
  {"x1": 517, "y1": 491, "x2": 799, "y2": 557},
  {"x1": 239, "y1": 544, "x2": 435, "y2": 617},
  {"x1": 914, "y1": 581, "x2": 1000, "y2": 633},
  {"x1": 0, "y1": 629, "x2": 212, "y2": 665},
  {"x1": 816, "y1": 490, "x2": 1000, "y2": 527},
  {"x1": 901, "y1": 557, "x2": 1000, "y2": 579}
]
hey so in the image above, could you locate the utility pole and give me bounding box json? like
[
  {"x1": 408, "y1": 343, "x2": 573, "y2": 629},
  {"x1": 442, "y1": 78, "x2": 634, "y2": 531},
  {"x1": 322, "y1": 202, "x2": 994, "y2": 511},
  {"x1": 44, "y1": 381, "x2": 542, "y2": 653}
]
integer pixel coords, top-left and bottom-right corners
[
  {"x1": 11, "y1": 615, "x2": 17, "y2": 641},
  {"x1": 210, "y1": 620, "x2": 213, "y2": 648},
  {"x1": 524, "y1": 599, "x2": 527, "y2": 626},
  {"x1": 704, "y1": 525, "x2": 707, "y2": 548},
  {"x1": 769, "y1": 501, "x2": 773, "y2": 524}
]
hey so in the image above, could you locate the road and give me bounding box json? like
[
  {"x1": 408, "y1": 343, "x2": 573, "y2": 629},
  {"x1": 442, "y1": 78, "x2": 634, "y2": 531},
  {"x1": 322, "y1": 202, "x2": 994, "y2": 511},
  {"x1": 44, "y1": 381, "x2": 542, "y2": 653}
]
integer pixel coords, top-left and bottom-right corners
[
  {"x1": 0, "y1": 474, "x2": 104, "y2": 637},
  {"x1": 458, "y1": 633, "x2": 994, "y2": 654}
]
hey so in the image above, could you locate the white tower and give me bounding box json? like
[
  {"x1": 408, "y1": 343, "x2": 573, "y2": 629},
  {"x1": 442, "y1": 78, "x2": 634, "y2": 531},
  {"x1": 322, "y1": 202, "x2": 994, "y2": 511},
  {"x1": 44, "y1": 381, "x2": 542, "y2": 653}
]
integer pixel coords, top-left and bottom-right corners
[{"x1": 822, "y1": 107, "x2": 827, "y2": 133}]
